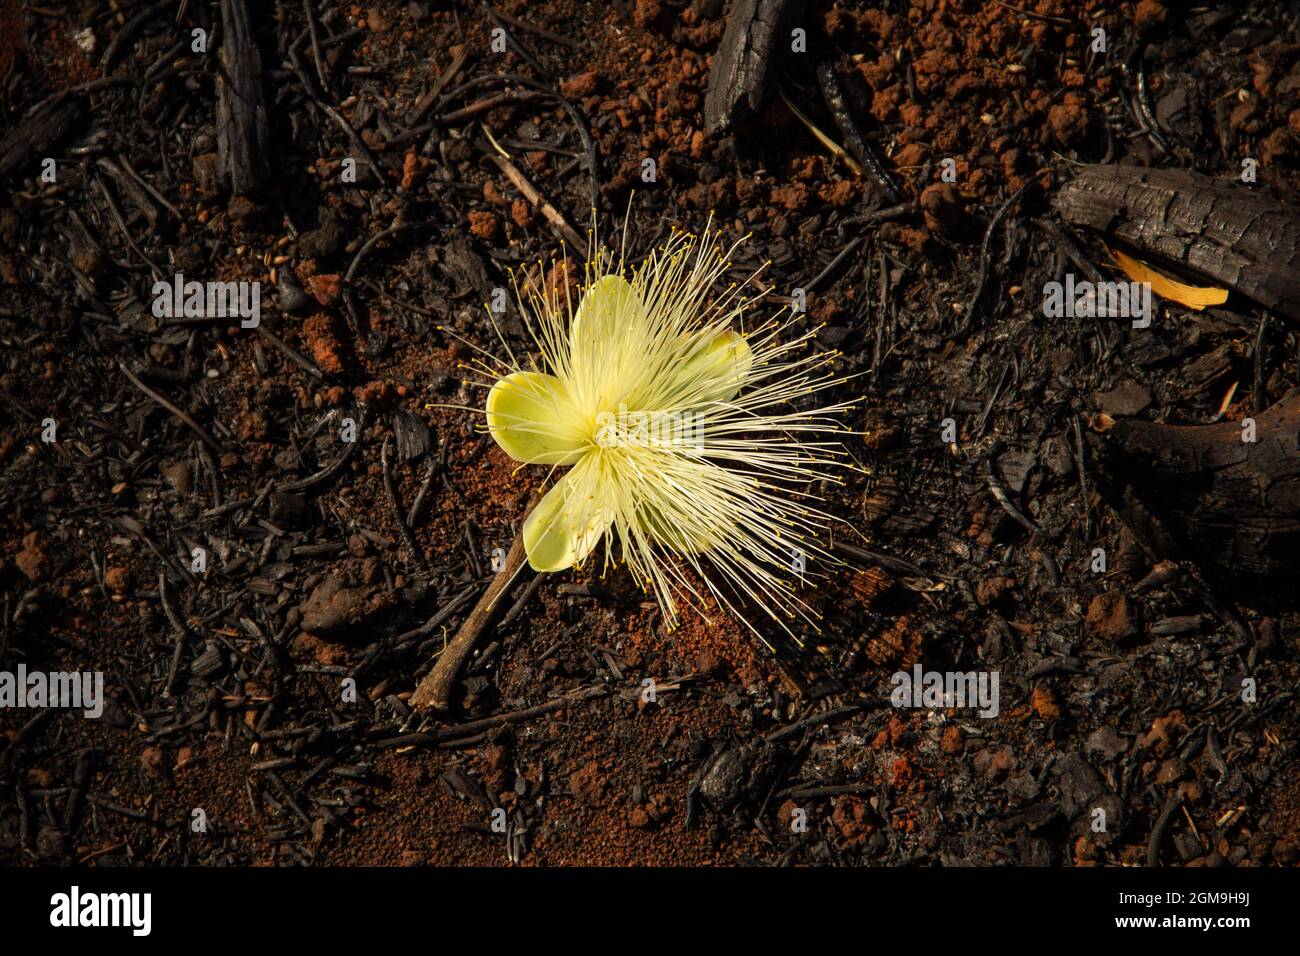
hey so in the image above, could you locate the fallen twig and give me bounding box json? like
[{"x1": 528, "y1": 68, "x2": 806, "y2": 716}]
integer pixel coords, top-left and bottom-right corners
[
  {"x1": 119, "y1": 362, "x2": 222, "y2": 454},
  {"x1": 482, "y1": 125, "x2": 586, "y2": 254},
  {"x1": 958, "y1": 182, "x2": 1032, "y2": 333},
  {"x1": 382, "y1": 684, "x2": 606, "y2": 747},
  {"x1": 381, "y1": 436, "x2": 430, "y2": 576},
  {"x1": 816, "y1": 61, "x2": 901, "y2": 202},
  {"x1": 410, "y1": 523, "x2": 536, "y2": 712}
]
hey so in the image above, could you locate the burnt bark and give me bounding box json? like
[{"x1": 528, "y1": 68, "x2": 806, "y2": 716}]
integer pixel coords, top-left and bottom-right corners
[
  {"x1": 217, "y1": 0, "x2": 271, "y2": 195},
  {"x1": 101, "y1": 0, "x2": 169, "y2": 71},
  {"x1": 815, "y1": 61, "x2": 901, "y2": 203},
  {"x1": 1090, "y1": 389, "x2": 1300, "y2": 582},
  {"x1": 704, "y1": 0, "x2": 790, "y2": 136},
  {"x1": 1054, "y1": 164, "x2": 1300, "y2": 322},
  {"x1": 0, "y1": 99, "x2": 84, "y2": 178}
]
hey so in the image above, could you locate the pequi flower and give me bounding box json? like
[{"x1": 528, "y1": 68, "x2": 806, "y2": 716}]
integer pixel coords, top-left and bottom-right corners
[{"x1": 454, "y1": 223, "x2": 855, "y2": 640}]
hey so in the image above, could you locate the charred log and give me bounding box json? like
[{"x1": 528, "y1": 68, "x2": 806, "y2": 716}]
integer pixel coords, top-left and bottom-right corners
[
  {"x1": 1054, "y1": 165, "x2": 1300, "y2": 322},
  {"x1": 217, "y1": 0, "x2": 271, "y2": 195},
  {"x1": 1089, "y1": 389, "x2": 1300, "y2": 583},
  {"x1": 0, "y1": 99, "x2": 84, "y2": 179},
  {"x1": 704, "y1": 0, "x2": 791, "y2": 136}
]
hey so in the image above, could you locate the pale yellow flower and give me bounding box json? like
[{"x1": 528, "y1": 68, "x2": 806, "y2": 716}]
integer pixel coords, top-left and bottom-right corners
[{"x1": 460, "y1": 225, "x2": 854, "y2": 638}]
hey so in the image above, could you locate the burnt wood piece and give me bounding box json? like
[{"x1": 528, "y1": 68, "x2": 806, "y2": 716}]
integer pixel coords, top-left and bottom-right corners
[
  {"x1": 101, "y1": 0, "x2": 169, "y2": 71},
  {"x1": 95, "y1": 157, "x2": 163, "y2": 229},
  {"x1": 217, "y1": 0, "x2": 271, "y2": 195},
  {"x1": 1054, "y1": 165, "x2": 1300, "y2": 322},
  {"x1": 815, "y1": 61, "x2": 901, "y2": 203},
  {"x1": 0, "y1": 99, "x2": 84, "y2": 178},
  {"x1": 411, "y1": 531, "x2": 530, "y2": 713},
  {"x1": 1091, "y1": 388, "x2": 1300, "y2": 581},
  {"x1": 704, "y1": 0, "x2": 789, "y2": 136}
]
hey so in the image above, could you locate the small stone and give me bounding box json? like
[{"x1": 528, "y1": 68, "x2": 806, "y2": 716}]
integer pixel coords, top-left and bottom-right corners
[
  {"x1": 140, "y1": 745, "x2": 168, "y2": 778},
  {"x1": 776, "y1": 799, "x2": 800, "y2": 830},
  {"x1": 973, "y1": 746, "x2": 1016, "y2": 782},
  {"x1": 227, "y1": 195, "x2": 260, "y2": 225},
  {"x1": 468, "y1": 210, "x2": 499, "y2": 240},
  {"x1": 1085, "y1": 724, "x2": 1128, "y2": 758},
  {"x1": 699, "y1": 748, "x2": 747, "y2": 807},
  {"x1": 1074, "y1": 835, "x2": 1098, "y2": 863},
  {"x1": 306, "y1": 273, "x2": 342, "y2": 306},
  {"x1": 161, "y1": 460, "x2": 192, "y2": 494},
  {"x1": 35, "y1": 825, "x2": 65, "y2": 860},
  {"x1": 401, "y1": 150, "x2": 420, "y2": 191},
  {"x1": 1048, "y1": 94, "x2": 1090, "y2": 147},
  {"x1": 277, "y1": 267, "x2": 311, "y2": 314},
  {"x1": 303, "y1": 313, "x2": 346, "y2": 375},
  {"x1": 919, "y1": 182, "x2": 963, "y2": 237},
  {"x1": 1095, "y1": 381, "x2": 1153, "y2": 417},
  {"x1": 633, "y1": 0, "x2": 660, "y2": 28},
  {"x1": 976, "y1": 575, "x2": 1016, "y2": 606},
  {"x1": 1086, "y1": 591, "x2": 1138, "y2": 642},
  {"x1": 831, "y1": 796, "x2": 871, "y2": 844},
  {"x1": 1031, "y1": 686, "x2": 1061, "y2": 721},
  {"x1": 1174, "y1": 832, "x2": 1203, "y2": 863},
  {"x1": 72, "y1": 27, "x2": 96, "y2": 54},
  {"x1": 940, "y1": 724, "x2": 963, "y2": 754},
  {"x1": 192, "y1": 153, "x2": 223, "y2": 200},
  {"x1": 15, "y1": 532, "x2": 49, "y2": 583},
  {"x1": 299, "y1": 221, "x2": 347, "y2": 259},
  {"x1": 560, "y1": 71, "x2": 599, "y2": 98},
  {"x1": 70, "y1": 238, "x2": 106, "y2": 285},
  {"x1": 1134, "y1": 0, "x2": 1166, "y2": 31},
  {"x1": 296, "y1": 575, "x2": 390, "y2": 639},
  {"x1": 996, "y1": 447, "x2": 1035, "y2": 493},
  {"x1": 1041, "y1": 434, "x2": 1074, "y2": 479},
  {"x1": 510, "y1": 198, "x2": 534, "y2": 229}
]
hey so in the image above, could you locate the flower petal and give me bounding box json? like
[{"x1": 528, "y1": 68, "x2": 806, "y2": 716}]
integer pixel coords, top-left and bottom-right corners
[
  {"x1": 486, "y1": 371, "x2": 588, "y2": 466},
  {"x1": 523, "y1": 455, "x2": 613, "y2": 571},
  {"x1": 678, "y1": 329, "x2": 753, "y2": 405},
  {"x1": 571, "y1": 275, "x2": 648, "y2": 367}
]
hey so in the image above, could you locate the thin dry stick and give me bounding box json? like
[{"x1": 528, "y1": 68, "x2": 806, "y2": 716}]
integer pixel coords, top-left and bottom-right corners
[
  {"x1": 482, "y1": 125, "x2": 586, "y2": 254},
  {"x1": 257, "y1": 326, "x2": 322, "y2": 378},
  {"x1": 382, "y1": 685, "x2": 605, "y2": 748},
  {"x1": 990, "y1": 0, "x2": 1072, "y2": 26},
  {"x1": 411, "y1": 526, "x2": 535, "y2": 712},
  {"x1": 381, "y1": 436, "x2": 430, "y2": 576},
  {"x1": 484, "y1": 3, "x2": 581, "y2": 49},
  {"x1": 407, "y1": 47, "x2": 469, "y2": 125},
  {"x1": 119, "y1": 363, "x2": 222, "y2": 454},
  {"x1": 779, "y1": 90, "x2": 864, "y2": 177}
]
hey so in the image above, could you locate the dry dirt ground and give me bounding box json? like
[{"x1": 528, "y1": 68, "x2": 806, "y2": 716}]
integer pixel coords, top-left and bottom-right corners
[{"x1": 1, "y1": 0, "x2": 1298, "y2": 866}]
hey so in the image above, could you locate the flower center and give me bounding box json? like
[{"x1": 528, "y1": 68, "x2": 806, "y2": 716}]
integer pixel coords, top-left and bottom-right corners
[
  {"x1": 592, "y1": 410, "x2": 621, "y2": 449},
  {"x1": 591, "y1": 406, "x2": 701, "y2": 451}
]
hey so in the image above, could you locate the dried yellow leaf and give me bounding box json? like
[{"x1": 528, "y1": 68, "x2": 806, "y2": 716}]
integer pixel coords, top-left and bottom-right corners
[{"x1": 1109, "y1": 247, "x2": 1229, "y2": 311}]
